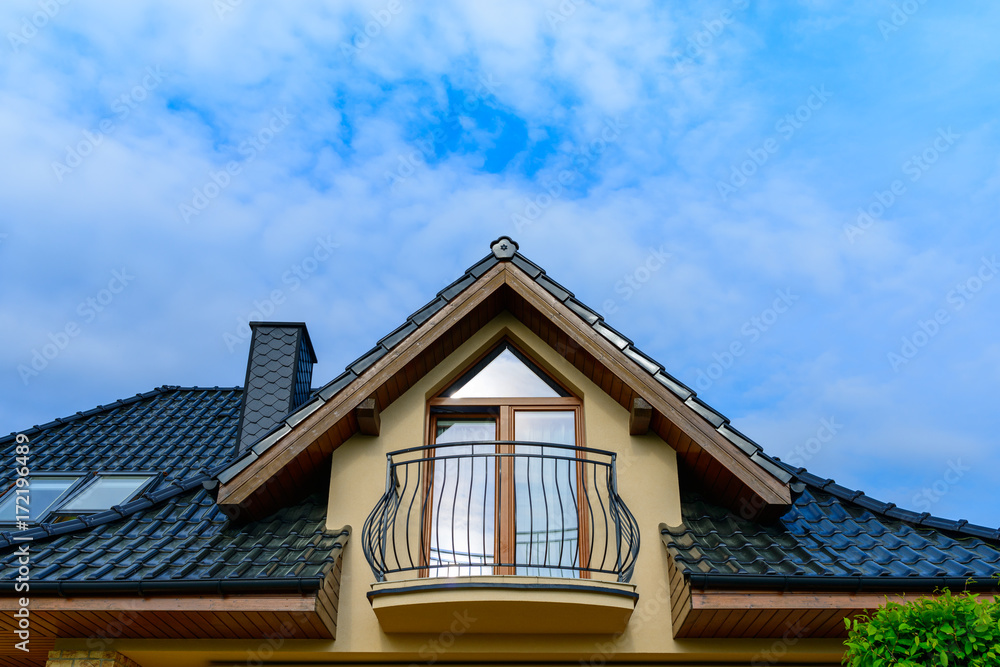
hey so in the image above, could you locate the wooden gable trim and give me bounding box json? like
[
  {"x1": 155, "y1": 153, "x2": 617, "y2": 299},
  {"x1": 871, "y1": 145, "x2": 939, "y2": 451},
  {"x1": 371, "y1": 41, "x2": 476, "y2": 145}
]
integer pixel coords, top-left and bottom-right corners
[
  {"x1": 501, "y1": 267, "x2": 792, "y2": 511},
  {"x1": 216, "y1": 264, "x2": 508, "y2": 514},
  {"x1": 218, "y1": 259, "x2": 790, "y2": 519}
]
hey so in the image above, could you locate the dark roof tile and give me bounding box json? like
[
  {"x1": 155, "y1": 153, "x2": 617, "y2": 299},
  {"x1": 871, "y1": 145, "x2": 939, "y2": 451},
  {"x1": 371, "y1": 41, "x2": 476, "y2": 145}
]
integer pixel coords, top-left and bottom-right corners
[
  {"x1": 467, "y1": 255, "x2": 499, "y2": 279},
  {"x1": 652, "y1": 371, "x2": 693, "y2": 400},
  {"x1": 536, "y1": 275, "x2": 573, "y2": 302},
  {"x1": 684, "y1": 396, "x2": 728, "y2": 428},
  {"x1": 410, "y1": 297, "x2": 447, "y2": 325},
  {"x1": 663, "y1": 485, "x2": 1000, "y2": 583},
  {"x1": 439, "y1": 274, "x2": 475, "y2": 301},
  {"x1": 593, "y1": 322, "x2": 632, "y2": 350},
  {"x1": 718, "y1": 424, "x2": 761, "y2": 456},
  {"x1": 318, "y1": 371, "x2": 356, "y2": 401},
  {"x1": 623, "y1": 346, "x2": 662, "y2": 375},
  {"x1": 510, "y1": 254, "x2": 543, "y2": 278},
  {"x1": 348, "y1": 345, "x2": 388, "y2": 375},
  {"x1": 565, "y1": 298, "x2": 602, "y2": 325},
  {"x1": 377, "y1": 321, "x2": 418, "y2": 350}
]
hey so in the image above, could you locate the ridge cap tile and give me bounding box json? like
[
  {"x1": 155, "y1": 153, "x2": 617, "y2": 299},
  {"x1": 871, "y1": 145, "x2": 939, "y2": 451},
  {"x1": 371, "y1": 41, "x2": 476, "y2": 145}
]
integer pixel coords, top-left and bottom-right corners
[
  {"x1": 510, "y1": 254, "x2": 543, "y2": 278},
  {"x1": 536, "y1": 274, "x2": 573, "y2": 302},
  {"x1": 467, "y1": 255, "x2": 499, "y2": 279}
]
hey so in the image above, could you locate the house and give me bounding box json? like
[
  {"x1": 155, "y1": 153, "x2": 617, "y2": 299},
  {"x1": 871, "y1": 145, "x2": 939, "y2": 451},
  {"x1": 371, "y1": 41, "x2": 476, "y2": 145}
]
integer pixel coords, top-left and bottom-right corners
[{"x1": 2, "y1": 237, "x2": 998, "y2": 667}]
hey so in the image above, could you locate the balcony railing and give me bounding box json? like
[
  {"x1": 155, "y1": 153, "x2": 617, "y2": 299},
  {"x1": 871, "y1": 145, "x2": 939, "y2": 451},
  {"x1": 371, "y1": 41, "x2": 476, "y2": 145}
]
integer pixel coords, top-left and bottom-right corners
[{"x1": 362, "y1": 441, "x2": 640, "y2": 583}]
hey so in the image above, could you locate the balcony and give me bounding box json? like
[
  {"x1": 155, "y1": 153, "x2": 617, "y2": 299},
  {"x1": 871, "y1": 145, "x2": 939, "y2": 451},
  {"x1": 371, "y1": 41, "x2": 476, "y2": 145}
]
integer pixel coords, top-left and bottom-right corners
[{"x1": 362, "y1": 441, "x2": 640, "y2": 633}]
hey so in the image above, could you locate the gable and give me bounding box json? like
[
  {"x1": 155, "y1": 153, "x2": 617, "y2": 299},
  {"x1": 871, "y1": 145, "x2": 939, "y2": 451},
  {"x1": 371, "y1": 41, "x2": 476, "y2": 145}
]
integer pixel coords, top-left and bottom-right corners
[{"x1": 215, "y1": 239, "x2": 792, "y2": 522}]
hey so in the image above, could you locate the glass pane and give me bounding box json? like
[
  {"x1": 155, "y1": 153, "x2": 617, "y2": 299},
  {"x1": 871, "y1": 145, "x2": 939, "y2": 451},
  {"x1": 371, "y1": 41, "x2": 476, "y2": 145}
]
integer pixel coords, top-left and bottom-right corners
[
  {"x1": 513, "y1": 411, "x2": 579, "y2": 578},
  {"x1": 450, "y1": 348, "x2": 561, "y2": 398},
  {"x1": 60, "y1": 475, "x2": 151, "y2": 512},
  {"x1": 430, "y1": 420, "x2": 496, "y2": 577},
  {"x1": 0, "y1": 476, "x2": 79, "y2": 523}
]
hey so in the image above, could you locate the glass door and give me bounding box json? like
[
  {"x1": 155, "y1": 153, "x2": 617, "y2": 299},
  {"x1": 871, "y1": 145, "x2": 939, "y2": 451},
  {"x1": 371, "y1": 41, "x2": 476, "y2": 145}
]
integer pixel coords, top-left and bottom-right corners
[
  {"x1": 428, "y1": 418, "x2": 497, "y2": 576},
  {"x1": 512, "y1": 410, "x2": 582, "y2": 577}
]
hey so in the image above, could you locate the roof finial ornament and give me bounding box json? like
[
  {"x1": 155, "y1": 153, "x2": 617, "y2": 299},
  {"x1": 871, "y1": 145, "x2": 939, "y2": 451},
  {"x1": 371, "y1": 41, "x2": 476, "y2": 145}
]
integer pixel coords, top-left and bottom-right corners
[{"x1": 490, "y1": 236, "x2": 518, "y2": 260}]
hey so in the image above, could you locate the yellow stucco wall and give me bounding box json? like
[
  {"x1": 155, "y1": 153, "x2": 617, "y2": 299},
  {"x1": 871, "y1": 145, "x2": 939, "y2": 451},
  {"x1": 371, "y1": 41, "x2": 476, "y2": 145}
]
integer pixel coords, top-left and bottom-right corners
[
  {"x1": 67, "y1": 312, "x2": 846, "y2": 666},
  {"x1": 326, "y1": 312, "x2": 682, "y2": 657}
]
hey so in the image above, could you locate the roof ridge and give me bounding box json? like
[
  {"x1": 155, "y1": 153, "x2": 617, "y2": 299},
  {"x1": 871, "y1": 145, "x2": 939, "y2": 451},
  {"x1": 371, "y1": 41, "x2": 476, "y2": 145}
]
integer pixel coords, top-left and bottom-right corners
[
  {"x1": 220, "y1": 238, "x2": 794, "y2": 487},
  {"x1": 0, "y1": 386, "x2": 242, "y2": 445},
  {"x1": 217, "y1": 237, "x2": 995, "y2": 541}
]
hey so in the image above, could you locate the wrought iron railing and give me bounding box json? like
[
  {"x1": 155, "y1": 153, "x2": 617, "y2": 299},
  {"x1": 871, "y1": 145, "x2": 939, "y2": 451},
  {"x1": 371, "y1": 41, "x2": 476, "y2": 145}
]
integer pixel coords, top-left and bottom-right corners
[{"x1": 362, "y1": 441, "x2": 640, "y2": 583}]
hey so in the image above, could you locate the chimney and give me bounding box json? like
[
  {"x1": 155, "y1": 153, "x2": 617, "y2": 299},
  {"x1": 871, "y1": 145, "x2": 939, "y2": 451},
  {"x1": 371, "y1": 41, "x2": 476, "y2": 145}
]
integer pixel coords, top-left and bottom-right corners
[{"x1": 236, "y1": 322, "x2": 317, "y2": 455}]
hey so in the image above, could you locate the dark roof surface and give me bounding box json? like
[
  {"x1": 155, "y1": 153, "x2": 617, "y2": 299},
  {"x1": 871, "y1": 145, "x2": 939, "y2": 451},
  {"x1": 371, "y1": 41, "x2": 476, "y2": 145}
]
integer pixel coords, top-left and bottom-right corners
[
  {"x1": 0, "y1": 385, "x2": 241, "y2": 487},
  {"x1": 1, "y1": 239, "x2": 996, "y2": 592},
  {"x1": 218, "y1": 237, "x2": 792, "y2": 487},
  {"x1": 663, "y1": 485, "x2": 1000, "y2": 586},
  {"x1": 0, "y1": 386, "x2": 345, "y2": 592},
  {"x1": 0, "y1": 486, "x2": 344, "y2": 592}
]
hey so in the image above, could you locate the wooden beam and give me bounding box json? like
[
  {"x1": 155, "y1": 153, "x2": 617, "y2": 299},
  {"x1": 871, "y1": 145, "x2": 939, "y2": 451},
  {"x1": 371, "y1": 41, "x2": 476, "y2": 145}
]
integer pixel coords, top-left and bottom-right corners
[
  {"x1": 628, "y1": 397, "x2": 652, "y2": 435},
  {"x1": 355, "y1": 397, "x2": 381, "y2": 436}
]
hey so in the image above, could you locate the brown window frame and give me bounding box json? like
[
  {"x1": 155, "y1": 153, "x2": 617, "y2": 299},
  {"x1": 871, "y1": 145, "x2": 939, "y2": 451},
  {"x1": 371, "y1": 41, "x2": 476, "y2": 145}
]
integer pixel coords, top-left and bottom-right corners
[{"x1": 422, "y1": 340, "x2": 591, "y2": 577}]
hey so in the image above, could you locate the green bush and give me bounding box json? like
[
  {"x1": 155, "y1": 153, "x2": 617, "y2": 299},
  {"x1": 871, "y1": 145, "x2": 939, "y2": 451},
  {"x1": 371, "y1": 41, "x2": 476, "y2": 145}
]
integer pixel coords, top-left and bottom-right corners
[{"x1": 843, "y1": 589, "x2": 1000, "y2": 667}]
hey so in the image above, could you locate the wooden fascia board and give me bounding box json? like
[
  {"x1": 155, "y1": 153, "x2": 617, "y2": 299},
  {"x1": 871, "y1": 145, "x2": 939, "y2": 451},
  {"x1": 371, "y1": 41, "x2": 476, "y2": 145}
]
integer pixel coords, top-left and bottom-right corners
[
  {"x1": 674, "y1": 587, "x2": 984, "y2": 638},
  {"x1": 0, "y1": 594, "x2": 335, "y2": 639},
  {"x1": 0, "y1": 595, "x2": 318, "y2": 614},
  {"x1": 502, "y1": 267, "x2": 792, "y2": 507},
  {"x1": 217, "y1": 263, "x2": 508, "y2": 508},
  {"x1": 690, "y1": 588, "x2": 918, "y2": 613}
]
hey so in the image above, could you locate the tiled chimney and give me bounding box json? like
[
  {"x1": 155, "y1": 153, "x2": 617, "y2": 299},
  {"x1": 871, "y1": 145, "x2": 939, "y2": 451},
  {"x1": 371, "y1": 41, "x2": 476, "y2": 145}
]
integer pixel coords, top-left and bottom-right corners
[{"x1": 236, "y1": 322, "x2": 317, "y2": 455}]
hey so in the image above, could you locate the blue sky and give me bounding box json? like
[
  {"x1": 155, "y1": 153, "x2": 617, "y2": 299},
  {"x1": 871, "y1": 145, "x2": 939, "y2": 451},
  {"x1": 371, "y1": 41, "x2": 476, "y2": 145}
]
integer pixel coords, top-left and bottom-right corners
[{"x1": 1, "y1": 1, "x2": 998, "y2": 527}]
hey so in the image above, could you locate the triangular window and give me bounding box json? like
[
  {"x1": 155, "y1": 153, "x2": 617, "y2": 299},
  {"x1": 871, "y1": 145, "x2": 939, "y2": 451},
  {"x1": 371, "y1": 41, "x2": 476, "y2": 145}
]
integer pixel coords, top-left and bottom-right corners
[{"x1": 443, "y1": 342, "x2": 568, "y2": 398}]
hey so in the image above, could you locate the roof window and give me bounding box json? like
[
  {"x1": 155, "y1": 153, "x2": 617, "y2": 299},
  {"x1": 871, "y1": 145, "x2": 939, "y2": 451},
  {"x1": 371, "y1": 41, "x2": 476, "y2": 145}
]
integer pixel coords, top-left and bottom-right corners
[{"x1": 0, "y1": 472, "x2": 154, "y2": 526}]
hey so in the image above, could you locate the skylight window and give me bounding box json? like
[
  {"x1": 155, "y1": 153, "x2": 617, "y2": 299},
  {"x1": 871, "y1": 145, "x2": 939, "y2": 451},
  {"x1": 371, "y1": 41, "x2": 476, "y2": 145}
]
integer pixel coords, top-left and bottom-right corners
[
  {"x1": 0, "y1": 472, "x2": 154, "y2": 525},
  {"x1": 0, "y1": 475, "x2": 81, "y2": 524},
  {"x1": 58, "y1": 475, "x2": 151, "y2": 512}
]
